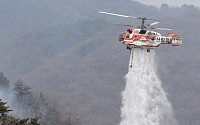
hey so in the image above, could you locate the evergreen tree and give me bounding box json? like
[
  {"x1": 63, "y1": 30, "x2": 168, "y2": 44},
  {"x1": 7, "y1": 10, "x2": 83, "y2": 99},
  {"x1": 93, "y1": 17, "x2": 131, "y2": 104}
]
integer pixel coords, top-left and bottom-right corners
[
  {"x1": 14, "y1": 79, "x2": 32, "y2": 96},
  {"x1": 30, "y1": 118, "x2": 40, "y2": 125},
  {"x1": 0, "y1": 72, "x2": 10, "y2": 89},
  {"x1": 0, "y1": 98, "x2": 40, "y2": 125},
  {"x1": 13, "y1": 79, "x2": 32, "y2": 103},
  {"x1": 0, "y1": 99, "x2": 12, "y2": 115}
]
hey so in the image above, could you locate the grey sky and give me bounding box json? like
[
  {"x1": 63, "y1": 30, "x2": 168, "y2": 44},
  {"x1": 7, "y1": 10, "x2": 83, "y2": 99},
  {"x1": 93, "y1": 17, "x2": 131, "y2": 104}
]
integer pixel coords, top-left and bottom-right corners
[{"x1": 133, "y1": 0, "x2": 199, "y2": 7}]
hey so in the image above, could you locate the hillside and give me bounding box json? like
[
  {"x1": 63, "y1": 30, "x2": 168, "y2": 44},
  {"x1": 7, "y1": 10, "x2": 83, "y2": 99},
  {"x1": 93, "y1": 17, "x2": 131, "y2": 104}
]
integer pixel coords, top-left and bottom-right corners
[{"x1": 0, "y1": 0, "x2": 199, "y2": 125}]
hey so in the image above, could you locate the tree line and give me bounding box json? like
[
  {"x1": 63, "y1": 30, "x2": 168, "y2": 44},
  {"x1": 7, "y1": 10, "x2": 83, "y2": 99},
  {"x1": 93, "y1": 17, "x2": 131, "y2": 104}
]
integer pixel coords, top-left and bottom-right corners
[{"x1": 0, "y1": 72, "x2": 81, "y2": 125}]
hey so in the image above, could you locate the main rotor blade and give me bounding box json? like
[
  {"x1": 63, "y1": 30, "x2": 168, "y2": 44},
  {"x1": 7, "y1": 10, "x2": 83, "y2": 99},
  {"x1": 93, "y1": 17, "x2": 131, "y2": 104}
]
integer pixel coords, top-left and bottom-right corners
[
  {"x1": 99, "y1": 11, "x2": 138, "y2": 19},
  {"x1": 155, "y1": 27, "x2": 172, "y2": 30},
  {"x1": 108, "y1": 23, "x2": 137, "y2": 27},
  {"x1": 149, "y1": 22, "x2": 160, "y2": 26}
]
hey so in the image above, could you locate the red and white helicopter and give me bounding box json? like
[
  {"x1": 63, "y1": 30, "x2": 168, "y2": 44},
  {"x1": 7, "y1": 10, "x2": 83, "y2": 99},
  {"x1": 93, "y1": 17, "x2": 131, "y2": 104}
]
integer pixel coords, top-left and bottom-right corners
[{"x1": 99, "y1": 11, "x2": 182, "y2": 67}]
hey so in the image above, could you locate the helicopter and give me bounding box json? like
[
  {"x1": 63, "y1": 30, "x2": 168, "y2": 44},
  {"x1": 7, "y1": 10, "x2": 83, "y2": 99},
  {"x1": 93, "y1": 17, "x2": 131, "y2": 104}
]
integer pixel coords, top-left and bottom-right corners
[{"x1": 99, "y1": 11, "x2": 182, "y2": 67}]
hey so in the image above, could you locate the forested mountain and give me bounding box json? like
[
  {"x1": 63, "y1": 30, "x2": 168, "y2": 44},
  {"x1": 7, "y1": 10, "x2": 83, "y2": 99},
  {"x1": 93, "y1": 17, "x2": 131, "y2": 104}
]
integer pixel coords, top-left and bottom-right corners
[{"x1": 0, "y1": 0, "x2": 199, "y2": 125}]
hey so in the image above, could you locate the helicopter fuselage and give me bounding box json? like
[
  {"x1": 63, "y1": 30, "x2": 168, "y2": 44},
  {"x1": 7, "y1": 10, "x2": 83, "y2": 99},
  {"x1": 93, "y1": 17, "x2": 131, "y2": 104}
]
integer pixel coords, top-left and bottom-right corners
[{"x1": 119, "y1": 28, "x2": 182, "y2": 51}]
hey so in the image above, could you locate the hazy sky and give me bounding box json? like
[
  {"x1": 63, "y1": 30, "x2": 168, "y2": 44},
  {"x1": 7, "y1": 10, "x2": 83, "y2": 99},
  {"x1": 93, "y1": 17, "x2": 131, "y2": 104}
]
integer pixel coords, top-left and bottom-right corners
[{"x1": 134, "y1": 0, "x2": 199, "y2": 7}]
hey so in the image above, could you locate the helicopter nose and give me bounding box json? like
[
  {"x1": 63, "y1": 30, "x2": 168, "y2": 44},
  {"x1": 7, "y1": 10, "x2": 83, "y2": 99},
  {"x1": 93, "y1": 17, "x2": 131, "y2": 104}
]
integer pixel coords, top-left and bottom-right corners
[
  {"x1": 119, "y1": 37, "x2": 124, "y2": 41},
  {"x1": 119, "y1": 34, "x2": 124, "y2": 41}
]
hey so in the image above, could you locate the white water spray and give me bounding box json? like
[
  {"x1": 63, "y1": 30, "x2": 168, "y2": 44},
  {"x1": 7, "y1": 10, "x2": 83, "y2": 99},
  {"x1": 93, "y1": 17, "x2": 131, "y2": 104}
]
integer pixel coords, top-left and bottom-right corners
[{"x1": 120, "y1": 49, "x2": 177, "y2": 125}]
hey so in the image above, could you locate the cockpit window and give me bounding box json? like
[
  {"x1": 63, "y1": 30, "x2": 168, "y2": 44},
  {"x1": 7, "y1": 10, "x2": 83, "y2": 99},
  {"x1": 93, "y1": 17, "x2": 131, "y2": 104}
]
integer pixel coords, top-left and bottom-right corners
[
  {"x1": 126, "y1": 34, "x2": 130, "y2": 38},
  {"x1": 127, "y1": 29, "x2": 132, "y2": 34},
  {"x1": 139, "y1": 29, "x2": 147, "y2": 34},
  {"x1": 120, "y1": 33, "x2": 126, "y2": 38}
]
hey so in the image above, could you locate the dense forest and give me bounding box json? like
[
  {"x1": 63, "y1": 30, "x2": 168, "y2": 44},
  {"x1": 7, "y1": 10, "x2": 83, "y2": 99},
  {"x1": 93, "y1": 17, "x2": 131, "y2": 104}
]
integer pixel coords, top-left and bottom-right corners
[{"x1": 0, "y1": 0, "x2": 199, "y2": 125}]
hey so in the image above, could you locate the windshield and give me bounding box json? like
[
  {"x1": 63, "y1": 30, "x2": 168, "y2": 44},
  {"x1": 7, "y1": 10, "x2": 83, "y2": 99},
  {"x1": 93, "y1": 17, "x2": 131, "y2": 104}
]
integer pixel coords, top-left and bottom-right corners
[
  {"x1": 139, "y1": 29, "x2": 147, "y2": 34},
  {"x1": 127, "y1": 29, "x2": 132, "y2": 34}
]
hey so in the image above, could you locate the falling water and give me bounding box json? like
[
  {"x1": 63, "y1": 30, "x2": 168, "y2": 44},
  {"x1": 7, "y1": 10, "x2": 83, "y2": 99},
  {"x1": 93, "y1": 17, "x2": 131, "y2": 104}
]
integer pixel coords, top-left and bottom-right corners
[{"x1": 120, "y1": 49, "x2": 177, "y2": 125}]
